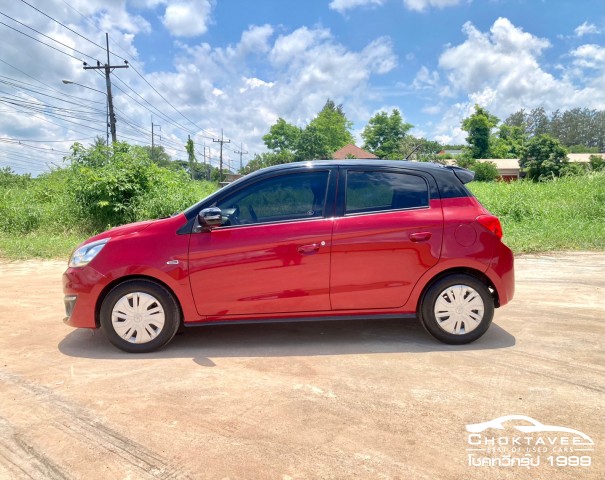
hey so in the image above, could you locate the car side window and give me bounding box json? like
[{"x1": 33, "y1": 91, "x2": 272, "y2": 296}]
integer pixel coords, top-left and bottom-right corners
[
  {"x1": 345, "y1": 170, "x2": 429, "y2": 215},
  {"x1": 215, "y1": 171, "x2": 330, "y2": 226}
]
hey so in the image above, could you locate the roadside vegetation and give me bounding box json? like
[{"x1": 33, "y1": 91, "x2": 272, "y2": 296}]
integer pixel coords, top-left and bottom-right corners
[
  {"x1": 1, "y1": 159, "x2": 604, "y2": 259},
  {"x1": 0, "y1": 142, "x2": 215, "y2": 259},
  {"x1": 469, "y1": 173, "x2": 605, "y2": 252},
  {"x1": 1, "y1": 103, "x2": 604, "y2": 259}
]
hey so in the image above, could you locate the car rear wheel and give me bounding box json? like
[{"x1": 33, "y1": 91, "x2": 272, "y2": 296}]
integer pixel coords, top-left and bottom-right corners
[
  {"x1": 419, "y1": 274, "x2": 494, "y2": 345},
  {"x1": 100, "y1": 280, "x2": 181, "y2": 353}
]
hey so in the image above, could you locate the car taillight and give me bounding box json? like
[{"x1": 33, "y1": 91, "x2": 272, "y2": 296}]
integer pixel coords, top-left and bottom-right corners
[{"x1": 476, "y1": 215, "x2": 503, "y2": 239}]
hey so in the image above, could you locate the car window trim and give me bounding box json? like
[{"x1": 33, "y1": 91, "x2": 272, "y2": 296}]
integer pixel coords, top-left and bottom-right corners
[
  {"x1": 195, "y1": 168, "x2": 337, "y2": 231},
  {"x1": 338, "y1": 167, "x2": 432, "y2": 217}
]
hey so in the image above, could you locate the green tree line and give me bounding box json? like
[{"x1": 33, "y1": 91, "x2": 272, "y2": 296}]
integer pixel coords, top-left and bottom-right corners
[{"x1": 245, "y1": 99, "x2": 604, "y2": 182}]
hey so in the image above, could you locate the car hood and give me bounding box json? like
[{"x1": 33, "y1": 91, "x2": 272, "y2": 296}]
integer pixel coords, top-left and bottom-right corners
[{"x1": 84, "y1": 219, "x2": 156, "y2": 244}]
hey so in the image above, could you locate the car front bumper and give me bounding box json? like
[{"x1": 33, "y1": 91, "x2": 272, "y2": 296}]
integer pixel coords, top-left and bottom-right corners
[{"x1": 62, "y1": 265, "x2": 109, "y2": 328}]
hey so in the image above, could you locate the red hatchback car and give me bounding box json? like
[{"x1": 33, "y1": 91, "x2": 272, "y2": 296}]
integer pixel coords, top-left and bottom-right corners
[{"x1": 63, "y1": 160, "x2": 514, "y2": 353}]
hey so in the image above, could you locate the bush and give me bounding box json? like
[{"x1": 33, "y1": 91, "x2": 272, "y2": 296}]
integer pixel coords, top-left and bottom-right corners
[
  {"x1": 471, "y1": 161, "x2": 499, "y2": 182},
  {"x1": 131, "y1": 171, "x2": 216, "y2": 221},
  {"x1": 519, "y1": 134, "x2": 568, "y2": 181},
  {"x1": 589, "y1": 155, "x2": 605, "y2": 172},
  {"x1": 64, "y1": 141, "x2": 220, "y2": 230}
]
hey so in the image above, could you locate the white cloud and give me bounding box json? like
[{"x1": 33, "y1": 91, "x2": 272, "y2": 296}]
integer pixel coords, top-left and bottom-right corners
[
  {"x1": 438, "y1": 18, "x2": 556, "y2": 108},
  {"x1": 331, "y1": 0, "x2": 466, "y2": 13},
  {"x1": 162, "y1": 0, "x2": 214, "y2": 37},
  {"x1": 574, "y1": 21, "x2": 600, "y2": 37},
  {"x1": 140, "y1": 25, "x2": 397, "y2": 163},
  {"x1": 403, "y1": 0, "x2": 467, "y2": 12},
  {"x1": 570, "y1": 44, "x2": 605, "y2": 69},
  {"x1": 329, "y1": 0, "x2": 386, "y2": 13},
  {"x1": 238, "y1": 24, "x2": 274, "y2": 54},
  {"x1": 431, "y1": 17, "x2": 605, "y2": 145},
  {"x1": 239, "y1": 77, "x2": 275, "y2": 93},
  {"x1": 412, "y1": 66, "x2": 440, "y2": 89},
  {"x1": 421, "y1": 104, "x2": 441, "y2": 115}
]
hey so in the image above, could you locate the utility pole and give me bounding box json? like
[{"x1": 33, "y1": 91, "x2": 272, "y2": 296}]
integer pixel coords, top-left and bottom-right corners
[
  {"x1": 151, "y1": 116, "x2": 161, "y2": 160},
  {"x1": 204, "y1": 145, "x2": 212, "y2": 181},
  {"x1": 83, "y1": 33, "x2": 128, "y2": 143},
  {"x1": 234, "y1": 142, "x2": 248, "y2": 171},
  {"x1": 213, "y1": 129, "x2": 230, "y2": 183}
]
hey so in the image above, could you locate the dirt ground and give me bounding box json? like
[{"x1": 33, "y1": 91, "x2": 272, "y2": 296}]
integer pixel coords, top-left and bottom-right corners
[{"x1": 0, "y1": 252, "x2": 603, "y2": 480}]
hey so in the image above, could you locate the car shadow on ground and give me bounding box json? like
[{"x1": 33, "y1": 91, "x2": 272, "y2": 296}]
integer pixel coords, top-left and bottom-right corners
[{"x1": 58, "y1": 317, "x2": 516, "y2": 364}]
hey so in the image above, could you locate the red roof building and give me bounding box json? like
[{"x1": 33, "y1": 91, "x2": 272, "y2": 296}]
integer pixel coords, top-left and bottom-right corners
[{"x1": 332, "y1": 144, "x2": 378, "y2": 159}]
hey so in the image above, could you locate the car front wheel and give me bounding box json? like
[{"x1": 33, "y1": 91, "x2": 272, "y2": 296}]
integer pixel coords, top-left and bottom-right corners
[
  {"x1": 100, "y1": 280, "x2": 181, "y2": 353},
  {"x1": 419, "y1": 274, "x2": 494, "y2": 345}
]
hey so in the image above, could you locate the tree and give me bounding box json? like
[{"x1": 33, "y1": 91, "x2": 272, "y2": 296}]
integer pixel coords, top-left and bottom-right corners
[
  {"x1": 461, "y1": 105, "x2": 499, "y2": 159},
  {"x1": 185, "y1": 136, "x2": 196, "y2": 179},
  {"x1": 142, "y1": 145, "x2": 172, "y2": 167},
  {"x1": 491, "y1": 124, "x2": 527, "y2": 158},
  {"x1": 519, "y1": 134, "x2": 568, "y2": 181},
  {"x1": 307, "y1": 99, "x2": 354, "y2": 153},
  {"x1": 295, "y1": 124, "x2": 331, "y2": 161},
  {"x1": 239, "y1": 150, "x2": 295, "y2": 175},
  {"x1": 526, "y1": 107, "x2": 550, "y2": 137},
  {"x1": 262, "y1": 118, "x2": 301, "y2": 153},
  {"x1": 361, "y1": 109, "x2": 413, "y2": 159},
  {"x1": 505, "y1": 107, "x2": 605, "y2": 152},
  {"x1": 398, "y1": 135, "x2": 443, "y2": 162}
]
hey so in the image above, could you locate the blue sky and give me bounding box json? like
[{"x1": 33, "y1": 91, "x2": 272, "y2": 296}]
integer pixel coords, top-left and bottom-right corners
[{"x1": 0, "y1": 0, "x2": 604, "y2": 174}]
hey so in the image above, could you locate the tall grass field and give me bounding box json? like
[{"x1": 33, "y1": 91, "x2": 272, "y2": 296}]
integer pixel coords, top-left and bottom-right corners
[
  {"x1": 1, "y1": 168, "x2": 604, "y2": 259},
  {"x1": 469, "y1": 172, "x2": 605, "y2": 253}
]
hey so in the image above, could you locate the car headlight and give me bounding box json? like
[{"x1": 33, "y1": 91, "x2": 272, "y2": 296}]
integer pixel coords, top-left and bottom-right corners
[{"x1": 69, "y1": 238, "x2": 110, "y2": 268}]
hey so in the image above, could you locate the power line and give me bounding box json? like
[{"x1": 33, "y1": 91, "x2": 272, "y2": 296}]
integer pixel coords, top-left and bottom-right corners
[
  {"x1": 0, "y1": 136, "x2": 93, "y2": 143},
  {"x1": 0, "y1": 20, "x2": 85, "y2": 63},
  {"x1": 0, "y1": 74, "x2": 105, "y2": 106},
  {"x1": 0, "y1": 11, "x2": 101, "y2": 63},
  {"x1": 6, "y1": 1, "x2": 248, "y2": 168}
]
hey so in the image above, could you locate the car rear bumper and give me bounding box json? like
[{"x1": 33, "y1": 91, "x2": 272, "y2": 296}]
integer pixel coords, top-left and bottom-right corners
[
  {"x1": 485, "y1": 241, "x2": 515, "y2": 307},
  {"x1": 62, "y1": 266, "x2": 109, "y2": 328}
]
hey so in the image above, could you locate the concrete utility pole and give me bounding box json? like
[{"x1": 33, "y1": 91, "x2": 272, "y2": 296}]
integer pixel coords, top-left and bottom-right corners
[
  {"x1": 83, "y1": 33, "x2": 128, "y2": 143},
  {"x1": 234, "y1": 142, "x2": 248, "y2": 171},
  {"x1": 203, "y1": 145, "x2": 212, "y2": 181},
  {"x1": 151, "y1": 117, "x2": 161, "y2": 159},
  {"x1": 213, "y1": 129, "x2": 230, "y2": 183}
]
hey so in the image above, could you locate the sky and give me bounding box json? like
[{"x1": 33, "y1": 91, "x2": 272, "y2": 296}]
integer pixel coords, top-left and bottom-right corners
[{"x1": 0, "y1": 0, "x2": 604, "y2": 175}]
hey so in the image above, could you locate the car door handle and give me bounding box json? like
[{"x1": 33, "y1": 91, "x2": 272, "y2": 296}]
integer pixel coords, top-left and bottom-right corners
[
  {"x1": 410, "y1": 232, "x2": 432, "y2": 242},
  {"x1": 297, "y1": 241, "x2": 325, "y2": 255}
]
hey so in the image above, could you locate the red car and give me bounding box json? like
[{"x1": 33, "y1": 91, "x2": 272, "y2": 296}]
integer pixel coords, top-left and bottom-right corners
[{"x1": 63, "y1": 160, "x2": 514, "y2": 353}]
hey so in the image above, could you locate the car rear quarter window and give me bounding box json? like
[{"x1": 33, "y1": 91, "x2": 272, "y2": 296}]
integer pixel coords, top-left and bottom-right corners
[{"x1": 345, "y1": 170, "x2": 429, "y2": 215}]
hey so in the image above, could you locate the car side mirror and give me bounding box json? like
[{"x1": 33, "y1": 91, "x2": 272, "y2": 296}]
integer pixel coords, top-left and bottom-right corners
[{"x1": 198, "y1": 207, "x2": 223, "y2": 230}]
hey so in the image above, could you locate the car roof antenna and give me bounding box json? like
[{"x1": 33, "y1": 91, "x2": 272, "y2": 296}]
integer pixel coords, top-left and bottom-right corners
[{"x1": 405, "y1": 144, "x2": 422, "y2": 160}]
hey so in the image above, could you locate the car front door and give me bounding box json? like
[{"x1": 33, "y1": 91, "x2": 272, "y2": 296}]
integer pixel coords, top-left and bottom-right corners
[
  {"x1": 330, "y1": 168, "x2": 443, "y2": 310},
  {"x1": 188, "y1": 168, "x2": 335, "y2": 318}
]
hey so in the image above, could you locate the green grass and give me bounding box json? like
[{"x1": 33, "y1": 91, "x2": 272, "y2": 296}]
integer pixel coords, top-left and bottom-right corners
[
  {"x1": 469, "y1": 172, "x2": 605, "y2": 253},
  {"x1": 1, "y1": 170, "x2": 604, "y2": 260},
  {"x1": 0, "y1": 230, "x2": 84, "y2": 260}
]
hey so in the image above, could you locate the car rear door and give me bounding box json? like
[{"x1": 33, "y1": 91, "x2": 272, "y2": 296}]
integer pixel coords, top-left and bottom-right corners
[{"x1": 330, "y1": 167, "x2": 443, "y2": 310}]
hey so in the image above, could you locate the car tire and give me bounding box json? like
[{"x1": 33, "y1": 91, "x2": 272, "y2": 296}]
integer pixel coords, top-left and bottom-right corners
[
  {"x1": 100, "y1": 280, "x2": 181, "y2": 353},
  {"x1": 419, "y1": 274, "x2": 494, "y2": 345}
]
